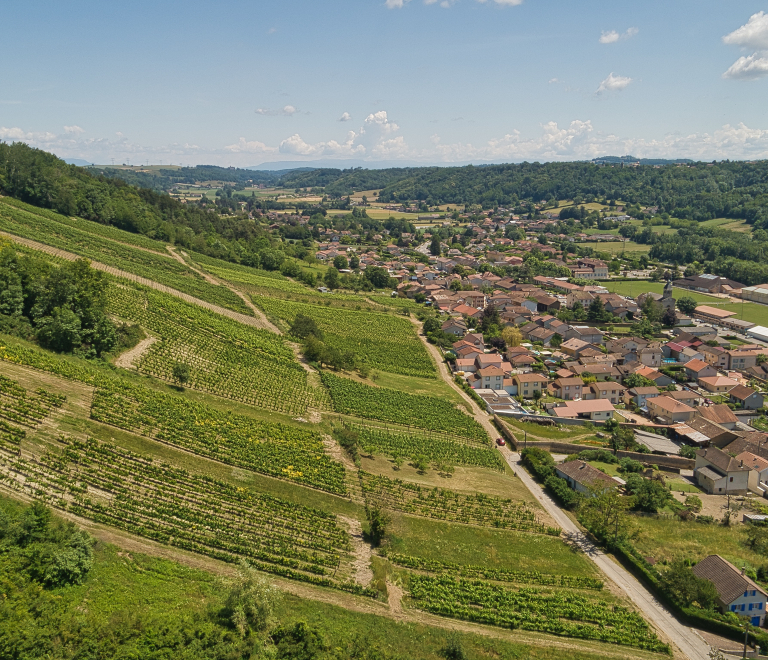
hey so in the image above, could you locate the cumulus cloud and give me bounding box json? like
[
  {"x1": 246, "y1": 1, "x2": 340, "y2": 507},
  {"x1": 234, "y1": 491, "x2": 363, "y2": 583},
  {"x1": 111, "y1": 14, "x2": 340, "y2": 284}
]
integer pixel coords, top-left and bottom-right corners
[
  {"x1": 723, "y1": 54, "x2": 768, "y2": 80},
  {"x1": 723, "y1": 11, "x2": 768, "y2": 50},
  {"x1": 223, "y1": 138, "x2": 276, "y2": 154},
  {"x1": 385, "y1": 0, "x2": 409, "y2": 7},
  {"x1": 339, "y1": 112, "x2": 352, "y2": 122},
  {"x1": 255, "y1": 105, "x2": 297, "y2": 116},
  {"x1": 63, "y1": 125, "x2": 85, "y2": 135},
  {"x1": 723, "y1": 12, "x2": 768, "y2": 80},
  {"x1": 596, "y1": 73, "x2": 632, "y2": 94},
  {"x1": 599, "y1": 27, "x2": 638, "y2": 44}
]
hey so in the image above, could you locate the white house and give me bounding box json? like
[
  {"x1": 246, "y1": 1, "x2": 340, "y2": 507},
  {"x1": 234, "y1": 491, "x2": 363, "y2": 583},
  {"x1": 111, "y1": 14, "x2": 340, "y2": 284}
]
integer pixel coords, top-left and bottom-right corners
[
  {"x1": 692, "y1": 555, "x2": 768, "y2": 628},
  {"x1": 694, "y1": 446, "x2": 756, "y2": 495}
]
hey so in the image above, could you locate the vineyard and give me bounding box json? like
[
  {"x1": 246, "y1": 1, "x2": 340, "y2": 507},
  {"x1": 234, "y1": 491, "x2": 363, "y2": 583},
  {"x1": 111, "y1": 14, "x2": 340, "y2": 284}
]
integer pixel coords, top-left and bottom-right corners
[
  {"x1": 90, "y1": 380, "x2": 347, "y2": 494},
  {"x1": 408, "y1": 575, "x2": 667, "y2": 652},
  {"x1": 322, "y1": 372, "x2": 484, "y2": 442},
  {"x1": 0, "y1": 200, "x2": 250, "y2": 314},
  {"x1": 386, "y1": 553, "x2": 604, "y2": 590},
  {"x1": 351, "y1": 424, "x2": 503, "y2": 471},
  {"x1": 106, "y1": 284, "x2": 329, "y2": 414},
  {"x1": 0, "y1": 435, "x2": 372, "y2": 596},
  {"x1": 253, "y1": 297, "x2": 435, "y2": 378},
  {"x1": 0, "y1": 373, "x2": 65, "y2": 450},
  {"x1": 359, "y1": 472, "x2": 559, "y2": 534}
]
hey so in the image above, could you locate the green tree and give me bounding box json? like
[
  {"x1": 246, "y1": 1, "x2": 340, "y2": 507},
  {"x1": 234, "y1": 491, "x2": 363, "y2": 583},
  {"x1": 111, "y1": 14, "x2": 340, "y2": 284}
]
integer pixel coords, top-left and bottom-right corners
[
  {"x1": 677, "y1": 296, "x2": 697, "y2": 316},
  {"x1": 324, "y1": 266, "x2": 340, "y2": 290},
  {"x1": 587, "y1": 297, "x2": 609, "y2": 322},
  {"x1": 365, "y1": 506, "x2": 390, "y2": 546},
  {"x1": 665, "y1": 559, "x2": 718, "y2": 610},
  {"x1": 172, "y1": 362, "x2": 190, "y2": 386},
  {"x1": 430, "y1": 235, "x2": 442, "y2": 256},
  {"x1": 332, "y1": 255, "x2": 348, "y2": 270},
  {"x1": 550, "y1": 333, "x2": 563, "y2": 348},
  {"x1": 289, "y1": 313, "x2": 324, "y2": 340},
  {"x1": 623, "y1": 372, "x2": 656, "y2": 389},
  {"x1": 225, "y1": 561, "x2": 282, "y2": 637}
]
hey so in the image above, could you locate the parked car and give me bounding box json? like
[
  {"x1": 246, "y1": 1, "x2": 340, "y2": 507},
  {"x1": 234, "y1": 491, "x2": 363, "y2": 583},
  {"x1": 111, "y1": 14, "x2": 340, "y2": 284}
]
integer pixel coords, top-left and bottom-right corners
[{"x1": 496, "y1": 437, "x2": 505, "y2": 446}]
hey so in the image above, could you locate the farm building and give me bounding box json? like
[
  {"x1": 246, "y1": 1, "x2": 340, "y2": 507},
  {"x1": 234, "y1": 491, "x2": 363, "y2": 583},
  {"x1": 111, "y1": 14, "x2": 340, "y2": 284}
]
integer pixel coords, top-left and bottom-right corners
[{"x1": 741, "y1": 284, "x2": 768, "y2": 305}]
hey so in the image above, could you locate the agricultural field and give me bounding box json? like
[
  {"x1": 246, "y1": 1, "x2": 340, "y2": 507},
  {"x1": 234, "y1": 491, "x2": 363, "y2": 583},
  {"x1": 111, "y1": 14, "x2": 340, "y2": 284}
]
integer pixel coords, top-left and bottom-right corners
[
  {"x1": 322, "y1": 372, "x2": 484, "y2": 440},
  {"x1": 91, "y1": 379, "x2": 346, "y2": 494},
  {"x1": 407, "y1": 575, "x2": 667, "y2": 652},
  {"x1": 0, "y1": 199, "x2": 250, "y2": 314},
  {"x1": 106, "y1": 284, "x2": 328, "y2": 414},
  {"x1": 578, "y1": 241, "x2": 651, "y2": 255},
  {"x1": 255, "y1": 297, "x2": 435, "y2": 378},
  {"x1": 0, "y1": 434, "x2": 367, "y2": 594},
  {"x1": 353, "y1": 424, "x2": 504, "y2": 471},
  {"x1": 359, "y1": 471, "x2": 558, "y2": 534}
]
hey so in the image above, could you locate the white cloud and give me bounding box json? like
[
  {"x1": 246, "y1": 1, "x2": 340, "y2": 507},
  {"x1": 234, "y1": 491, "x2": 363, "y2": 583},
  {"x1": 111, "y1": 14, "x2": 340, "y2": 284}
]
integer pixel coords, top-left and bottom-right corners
[
  {"x1": 0, "y1": 126, "x2": 57, "y2": 142},
  {"x1": 596, "y1": 73, "x2": 632, "y2": 94},
  {"x1": 385, "y1": 0, "x2": 409, "y2": 7},
  {"x1": 255, "y1": 105, "x2": 297, "y2": 116},
  {"x1": 339, "y1": 112, "x2": 352, "y2": 122},
  {"x1": 723, "y1": 11, "x2": 768, "y2": 50},
  {"x1": 723, "y1": 53, "x2": 768, "y2": 80},
  {"x1": 364, "y1": 110, "x2": 399, "y2": 134},
  {"x1": 268, "y1": 27, "x2": 277, "y2": 34},
  {"x1": 599, "y1": 30, "x2": 619, "y2": 44},
  {"x1": 476, "y1": 0, "x2": 524, "y2": 5},
  {"x1": 223, "y1": 138, "x2": 276, "y2": 154},
  {"x1": 599, "y1": 27, "x2": 638, "y2": 44},
  {"x1": 63, "y1": 125, "x2": 85, "y2": 135}
]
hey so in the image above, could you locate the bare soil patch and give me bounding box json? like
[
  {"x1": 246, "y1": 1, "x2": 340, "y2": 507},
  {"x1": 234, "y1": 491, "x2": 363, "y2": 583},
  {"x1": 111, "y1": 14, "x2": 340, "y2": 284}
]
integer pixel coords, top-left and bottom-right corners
[{"x1": 114, "y1": 335, "x2": 157, "y2": 370}]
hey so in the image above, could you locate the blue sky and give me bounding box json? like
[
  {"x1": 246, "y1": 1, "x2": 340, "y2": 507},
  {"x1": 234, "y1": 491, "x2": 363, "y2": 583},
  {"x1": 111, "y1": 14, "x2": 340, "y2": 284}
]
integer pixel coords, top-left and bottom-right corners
[{"x1": 3, "y1": 0, "x2": 768, "y2": 166}]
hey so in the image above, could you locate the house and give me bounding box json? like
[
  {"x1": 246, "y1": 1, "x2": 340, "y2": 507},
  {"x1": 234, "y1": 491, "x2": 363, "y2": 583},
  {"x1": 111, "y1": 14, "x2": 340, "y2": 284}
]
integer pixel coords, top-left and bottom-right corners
[
  {"x1": 525, "y1": 326, "x2": 557, "y2": 346},
  {"x1": 475, "y1": 354, "x2": 504, "y2": 370},
  {"x1": 692, "y1": 555, "x2": 768, "y2": 627},
  {"x1": 667, "y1": 389, "x2": 701, "y2": 407},
  {"x1": 674, "y1": 274, "x2": 745, "y2": 294},
  {"x1": 569, "y1": 364, "x2": 622, "y2": 381},
  {"x1": 560, "y1": 338, "x2": 592, "y2": 358},
  {"x1": 441, "y1": 318, "x2": 467, "y2": 336},
  {"x1": 564, "y1": 326, "x2": 604, "y2": 345},
  {"x1": 700, "y1": 345, "x2": 730, "y2": 370},
  {"x1": 647, "y1": 396, "x2": 696, "y2": 423},
  {"x1": 552, "y1": 377, "x2": 584, "y2": 401},
  {"x1": 694, "y1": 305, "x2": 738, "y2": 325},
  {"x1": 634, "y1": 366, "x2": 675, "y2": 388},
  {"x1": 684, "y1": 359, "x2": 718, "y2": 381},
  {"x1": 551, "y1": 399, "x2": 616, "y2": 421},
  {"x1": 729, "y1": 385, "x2": 765, "y2": 410},
  {"x1": 736, "y1": 451, "x2": 768, "y2": 484},
  {"x1": 624, "y1": 386, "x2": 660, "y2": 408},
  {"x1": 698, "y1": 404, "x2": 739, "y2": 430},
  {"x1": 587, "y1": 381, "x2": 626, "y2": 405},
  {"x1": 513, "y1": 373, "x2": 549, "y2": 399},
  {"x1": 699, "y1": 376, "x2": 739, "y2": 393},
  {"x1": 555, "y1": 460, "x2": 617, "y2": 495},
  {"x1": 727, "y1": 350, "x2": 760, "y2": 373},
  {"x1": 474, "y1": 366, "x2": 506, "y2": 390},
  {"x1": 637, "y1": 343, "x2": 663, "y2": 368},
  {"x1": 695, "y1": 446, "x2": 755, "y2": 495},
  {"x1": 454, "y1": 359, "x2": 477, "y2": 374}
]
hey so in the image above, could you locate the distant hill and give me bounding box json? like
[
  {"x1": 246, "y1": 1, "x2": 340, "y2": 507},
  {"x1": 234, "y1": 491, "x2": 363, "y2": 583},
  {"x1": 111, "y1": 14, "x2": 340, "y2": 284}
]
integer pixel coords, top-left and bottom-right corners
[
  {"x1": 592, "y1": 155, "x2": 694, "y2": 165},
  {"x1": 63, "y1": 158, "x2": 94, "y2": 166},
  {"x1": 249, "y1": 158, "x2": 441, "y2": 171}
]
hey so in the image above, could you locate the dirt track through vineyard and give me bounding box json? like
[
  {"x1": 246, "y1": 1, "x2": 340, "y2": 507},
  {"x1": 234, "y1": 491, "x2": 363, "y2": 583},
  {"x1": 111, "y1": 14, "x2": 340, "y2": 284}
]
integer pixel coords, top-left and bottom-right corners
[{"x1": 0, "y1": 231, "x2": 276, "y2": 332}]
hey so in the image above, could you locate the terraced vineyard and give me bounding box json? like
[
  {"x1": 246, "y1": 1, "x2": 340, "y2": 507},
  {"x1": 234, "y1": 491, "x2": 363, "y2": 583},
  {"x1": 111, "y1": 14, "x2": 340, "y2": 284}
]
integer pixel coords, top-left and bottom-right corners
[
  {"x1": 0, "y1": 374, "x2": 65, "y2": 450},
  {"x1": 254, "y1": 297, "x2": 435, "y2": 377},
  {"x1": 360, "y1": 472, "x2": 558, "y2": 534},
  {"x1": 106, "y1": 284, "x2": 329, "y2": 414},
  {"x1": 322, "y1": 372, "x2": 484, "y2": 441},
  {"x1": 387, "y1": 554, "x2": 604, "y2": 589},
  {"x1": 352, "y1": 424, "x2": 503, "y2": 470},
  {"x1": 0, "y1": 199, "x2": 250, "y2": 314},
  {"x1": 0, "y1": 435, "x2": 371, "y2": 595},
  {"x1": 90, "y1": 380, "x2": 346, "y2": 494},
  {"x1": 408, "y1": 575, "x2": 667, "y2": 652}
]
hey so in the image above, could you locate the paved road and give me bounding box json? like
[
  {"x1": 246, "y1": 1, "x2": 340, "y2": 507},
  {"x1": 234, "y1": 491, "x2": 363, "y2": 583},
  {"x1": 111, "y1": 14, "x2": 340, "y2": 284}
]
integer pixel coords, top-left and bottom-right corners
[{"x1": 499, "y1": 448, "x2": 711, "y2": 660}]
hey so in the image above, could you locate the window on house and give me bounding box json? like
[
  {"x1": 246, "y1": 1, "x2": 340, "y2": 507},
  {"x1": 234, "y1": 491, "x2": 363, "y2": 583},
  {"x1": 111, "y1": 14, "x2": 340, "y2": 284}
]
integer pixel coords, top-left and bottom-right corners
[
  {"x1": 732, "y1": 605, "x2": 737, "y2": 612},
  {"x1": 753, "y1": 590, "x2": 757, "y2": 596},
  {"x1": 742, "y1": 604, "x2": 746, "y2": 611},
  {"x1": 731, "y1": 477, "x2": 734, "y2": 482}
]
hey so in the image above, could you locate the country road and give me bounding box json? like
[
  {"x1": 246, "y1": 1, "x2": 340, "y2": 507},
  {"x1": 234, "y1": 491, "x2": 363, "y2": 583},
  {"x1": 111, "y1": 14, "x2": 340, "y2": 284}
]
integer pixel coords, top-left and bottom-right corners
[{"x1": 499, "y1": 449, "x2": 712, "y2": 660}]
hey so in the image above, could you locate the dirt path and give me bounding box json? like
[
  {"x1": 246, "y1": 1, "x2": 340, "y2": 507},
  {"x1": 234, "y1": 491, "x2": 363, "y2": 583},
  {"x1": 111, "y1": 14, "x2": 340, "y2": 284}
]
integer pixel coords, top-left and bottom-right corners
[
  {"x1": 166, "y1": 246, "x2": 281, "y2": 334},
  {"x1": 322, "y1": 435, "x2": 357, "y2": 471},
  {"x1": 338, "y1": 515, "x2": 373, "y2": 587},
  {"x1": 0, "y1": 230, "x2": 279, "y2": 332},
  {"x1": 498, "y1": 448, "x2": 711, "y2": 660},
  {"x1": 387, "y1": 579, "x2": 404, "y2": 614},
  {"x1": 113, "y1": 336, "x2": 157, "y2": 369}
]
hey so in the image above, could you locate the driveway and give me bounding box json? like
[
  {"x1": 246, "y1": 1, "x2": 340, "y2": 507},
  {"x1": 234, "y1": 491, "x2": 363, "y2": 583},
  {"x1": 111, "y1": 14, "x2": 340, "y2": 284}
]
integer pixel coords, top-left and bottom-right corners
[{"x1": 499, "y1": 448, "x2": 712, "y2": 660}]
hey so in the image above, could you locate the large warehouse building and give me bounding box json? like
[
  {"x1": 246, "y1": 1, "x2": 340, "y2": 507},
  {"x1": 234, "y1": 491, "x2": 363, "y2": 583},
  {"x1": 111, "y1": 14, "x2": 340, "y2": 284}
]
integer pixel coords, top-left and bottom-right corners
[{"x1": 742, "y1": 284, "x2": 768, "y2": 305}]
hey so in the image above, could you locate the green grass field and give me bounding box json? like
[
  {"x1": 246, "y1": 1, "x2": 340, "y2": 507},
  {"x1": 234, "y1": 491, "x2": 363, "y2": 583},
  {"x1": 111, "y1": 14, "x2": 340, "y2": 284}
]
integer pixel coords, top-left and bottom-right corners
[{"x1": 578, "y1": 241, "x2": 651, "y2": 255}]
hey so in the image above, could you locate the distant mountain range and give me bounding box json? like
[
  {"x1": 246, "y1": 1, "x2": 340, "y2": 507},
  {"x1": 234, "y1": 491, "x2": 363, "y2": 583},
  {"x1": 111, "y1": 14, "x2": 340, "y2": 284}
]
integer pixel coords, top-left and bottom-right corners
[
  {"x1": 64, "y1": 158, "x2": 95, "y2": 166},
  {"x1": 249, "y1": 158, "x2": 481, "y2": 171},
  {"x1": 591, "y1": 155, "x2": 694, "y2": 165}
]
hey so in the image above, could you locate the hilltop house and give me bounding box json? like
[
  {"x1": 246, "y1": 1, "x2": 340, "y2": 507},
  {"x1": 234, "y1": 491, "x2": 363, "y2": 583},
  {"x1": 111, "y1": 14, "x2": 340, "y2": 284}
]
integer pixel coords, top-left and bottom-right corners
[
  {"x1": 695, "y1": 446, "x2": 755, "y2": 495},
  {"x1": 555, "y1": 460, "x2": 617, "y2": 495}
]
